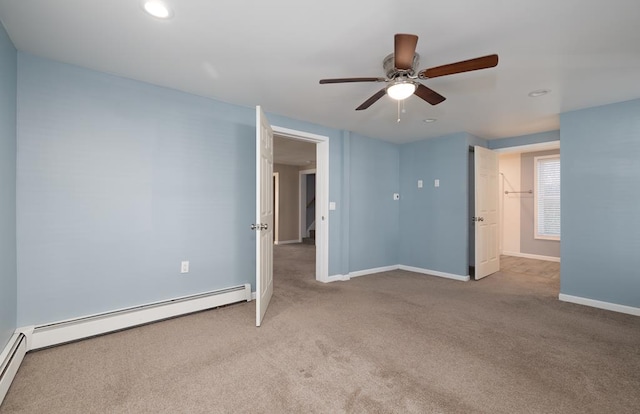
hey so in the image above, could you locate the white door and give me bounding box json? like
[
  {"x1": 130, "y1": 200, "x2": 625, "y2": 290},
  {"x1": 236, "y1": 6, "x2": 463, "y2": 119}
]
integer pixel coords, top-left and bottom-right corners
[
  {"x1": 255, "y1": 106, "x2": 274, "y2": 326},
  {"x1": 474, "y1": 146, "x2": 500, "y2": 279}
]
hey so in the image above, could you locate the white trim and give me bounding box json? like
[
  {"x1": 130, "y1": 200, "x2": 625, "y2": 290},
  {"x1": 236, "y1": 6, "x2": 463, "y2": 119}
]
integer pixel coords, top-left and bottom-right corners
[
  {"x1": 493, "y1": 140, "x2": 560, "y2": 154},
  {"x1": 502, "y1": 251, "x2": 560, "y2": 262},
  {"x1": 271, "y1": 126, "x2": 328, "y2": 143},
  {"x1": 349, "y1": 265, "x2": 399, "y2": 278},
  {"x1": 559, "y1": 294, "x2": 640, "y2": 317},
  {"x1": 22, "y1": 284, "x2": 252, "y2": 350},
  {"x1": 251, "y1": 291, "x2": 257, "y2": 300},
  {"x1": 321, "y1": 274, "x2": 350, "y2": 283},
  {"x1": 274, "y1": 239, "x2": 300, "y2": 245},
  {"x1": 273, "y1": 125, "x2": 329, "y2": 284},
  {"x1": 0, "y1": 333, "x2": 27, "y2": 406},
  {"x1": 273, "y1": 172, "x2": 279, "y2": 243},
  {"x1": 399, "y1": 265, "x2": 471, "y2": 282}
]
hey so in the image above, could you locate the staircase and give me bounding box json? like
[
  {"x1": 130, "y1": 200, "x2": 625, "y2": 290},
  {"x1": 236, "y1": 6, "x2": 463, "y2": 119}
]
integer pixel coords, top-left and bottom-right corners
[{"x1": 303, "y1": 230, "x2": 315, "y2": 245}]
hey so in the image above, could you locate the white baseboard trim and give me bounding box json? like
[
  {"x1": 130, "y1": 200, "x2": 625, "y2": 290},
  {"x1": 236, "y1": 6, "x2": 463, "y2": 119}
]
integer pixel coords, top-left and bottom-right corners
[
  {"x1": 559, "y1": 294, "x2": 640, "y2": 317},
  {"x1": 502, "y1": 251, "x2": 560, "y2": 263},
  {"x1": 326, "y1": 265, "x2": 470, "y2": 282},
  {"x1": 21, "y1": 284, "x2": 252, "y2": 351},
  {"x1": 349, "y1": 265, "x2": 400, "y2": 278},
  {"x1": 274, "y1": 240, "x2": 300, "y2": 245},
  {"x1": 321, "y1": 274, "x2": 350, "y2": 283},
  {"x1": 399, "y1": 265, "x2": 470, "y2": 282},
  {"x1": 0, "y1": 333, "x2": 27, "y2": 406}
]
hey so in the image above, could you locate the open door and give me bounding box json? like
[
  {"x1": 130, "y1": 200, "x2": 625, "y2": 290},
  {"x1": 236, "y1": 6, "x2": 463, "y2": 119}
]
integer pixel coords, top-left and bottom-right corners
[
  {"x1": 255, "y1": 106, "x2": 274, "y2": 326},
  {"x1": 474, "y1": 146, "x2": 500, "y2": 279}
]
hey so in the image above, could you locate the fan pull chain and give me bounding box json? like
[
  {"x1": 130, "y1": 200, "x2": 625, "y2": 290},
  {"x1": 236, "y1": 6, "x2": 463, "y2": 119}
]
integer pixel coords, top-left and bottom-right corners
[{"x1": 396, "y1": 100, "x2": 407, "y2": 123}]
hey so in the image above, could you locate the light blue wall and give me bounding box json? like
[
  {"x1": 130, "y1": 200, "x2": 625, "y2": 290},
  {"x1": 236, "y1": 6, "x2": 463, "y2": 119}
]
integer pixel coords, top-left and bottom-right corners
[
  {"x1": 17, "y1": 53, "x2": 255, "y2": 325},
  {"x1": 0, "y1": 22, "x2": 17, "y2": 349},
  {"x1": 348, "y1": 133, "x2": 400, "y2": 272},
  {"x1": 399, "y1": 133, "x2": 473, "y2": 277},
  {"x1": 489, "y1": 130, "x2": 560, "y2": 150},
  {"x1": 560, "y1": 99, "x2": 640, "y2": 307},
  {"x1": 15, "y1": 54, "x2": 349, "y2": 326}
]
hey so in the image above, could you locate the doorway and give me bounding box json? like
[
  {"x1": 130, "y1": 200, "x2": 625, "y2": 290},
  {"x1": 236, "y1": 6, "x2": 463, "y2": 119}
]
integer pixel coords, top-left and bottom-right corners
[
  {"x1": 495, "y1": 142, "x2": 561, "y2": 264},
  {"x1": 271, "y1": 126, "x2": 329, "y2": 283}
]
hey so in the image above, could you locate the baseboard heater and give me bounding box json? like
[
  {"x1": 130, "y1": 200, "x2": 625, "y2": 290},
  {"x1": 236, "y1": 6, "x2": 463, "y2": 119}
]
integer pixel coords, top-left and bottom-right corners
[
  {"x1": 28, "y1": 284, "x2": 252, "y2": 350},
  {"x1": 0, "y1": 333, "x2": 27, "y2": 406}
]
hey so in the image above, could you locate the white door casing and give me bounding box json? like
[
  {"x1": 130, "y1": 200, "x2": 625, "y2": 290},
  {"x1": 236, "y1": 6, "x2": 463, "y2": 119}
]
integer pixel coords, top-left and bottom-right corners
[
  {"x1": 474, "y1": 146, "x2": 500, "y2": 279},
  {"x1": 256, "y1": 106, "x2": 274, "y2": 326}
]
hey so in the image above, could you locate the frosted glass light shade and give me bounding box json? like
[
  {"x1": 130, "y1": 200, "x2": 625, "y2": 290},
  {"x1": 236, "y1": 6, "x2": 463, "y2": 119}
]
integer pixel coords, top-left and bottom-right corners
[
  {"x1": 387, "y1": 82, "x2": 416, "y2": 100},
  {"x1": 144, "y1": 1, "x2": 171, "y2": 18}
]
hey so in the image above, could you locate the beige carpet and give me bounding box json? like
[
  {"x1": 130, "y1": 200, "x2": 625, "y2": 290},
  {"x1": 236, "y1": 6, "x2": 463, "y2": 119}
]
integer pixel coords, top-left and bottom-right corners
[{"x1": 2, "y1": 246, "x2": 639, "y2": 413}]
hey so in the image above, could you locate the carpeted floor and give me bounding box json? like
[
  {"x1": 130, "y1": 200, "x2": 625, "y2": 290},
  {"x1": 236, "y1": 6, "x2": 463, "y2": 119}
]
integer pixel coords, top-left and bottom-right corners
[{"x1": 2, "y1": 245, "x2": 639, "y2": 413}]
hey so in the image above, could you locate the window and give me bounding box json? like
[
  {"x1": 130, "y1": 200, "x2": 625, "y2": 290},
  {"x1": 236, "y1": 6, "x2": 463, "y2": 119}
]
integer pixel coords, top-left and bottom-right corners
[{"x1": 534, "y1": 155, "x2": 560, "y2": 240}]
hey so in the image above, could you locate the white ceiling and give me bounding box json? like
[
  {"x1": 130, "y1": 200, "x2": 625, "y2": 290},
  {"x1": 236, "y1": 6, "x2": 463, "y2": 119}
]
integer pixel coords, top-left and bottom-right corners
[{"x1": 1, "y1": 0, "x2": 639, "y2": 144}]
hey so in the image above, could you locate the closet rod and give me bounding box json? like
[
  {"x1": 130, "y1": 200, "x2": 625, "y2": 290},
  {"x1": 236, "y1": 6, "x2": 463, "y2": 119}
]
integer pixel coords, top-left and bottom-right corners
[{"x1": 504, "y1": 190, "x2": 532, "y2": 194}]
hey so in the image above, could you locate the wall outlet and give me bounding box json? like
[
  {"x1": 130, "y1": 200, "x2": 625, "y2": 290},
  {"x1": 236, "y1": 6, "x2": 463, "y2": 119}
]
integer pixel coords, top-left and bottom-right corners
[
  {"x1": 393, "y1": 193, "x2": 400, "y2": 200},
  {"x1": 434, "y1": 179, "x2": 440, "y2": 187},
  {"x1": 180, "y1": 261, "x2": 189, "y2": 273},
  {"x1": 418, "y1": 180, "x2": 423, "y2": 188}
]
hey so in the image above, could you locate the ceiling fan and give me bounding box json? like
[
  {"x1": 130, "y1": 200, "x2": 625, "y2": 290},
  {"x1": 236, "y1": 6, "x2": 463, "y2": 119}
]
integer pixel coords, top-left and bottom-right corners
[{"x1": 319, "y1": 34, "x2": 499, "y2": 111}]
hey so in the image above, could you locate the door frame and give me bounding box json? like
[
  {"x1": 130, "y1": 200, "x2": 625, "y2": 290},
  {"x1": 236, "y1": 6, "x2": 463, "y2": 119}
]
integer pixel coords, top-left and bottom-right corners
[
  {"x1": 299, "y1": 168, "x2": 316, "y2": 242},
  {"x1": 273, "y1": 172, "x2": 279, "y2": 244},
  {"x1": 272, "y1": 125, "x2": 329, "y2": 283}
]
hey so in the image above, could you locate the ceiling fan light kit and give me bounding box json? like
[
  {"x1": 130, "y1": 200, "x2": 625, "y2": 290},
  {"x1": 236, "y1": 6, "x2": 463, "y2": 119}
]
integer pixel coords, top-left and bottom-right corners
[
  {"x1": 142, "y1": 0, "x2": 172, "y2": 19},
  {"x1": 387, "y1": 81, "x2": 416, "y2": 100},
  {"x1": 319, "y1": 33, "x2": 499, "y2": 112}
]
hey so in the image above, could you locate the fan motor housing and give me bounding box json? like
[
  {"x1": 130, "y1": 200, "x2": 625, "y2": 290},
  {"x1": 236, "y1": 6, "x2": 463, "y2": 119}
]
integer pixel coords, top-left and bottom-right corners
[{"x1": 383, "y1": 53, "x2": 420, "y2": 78}]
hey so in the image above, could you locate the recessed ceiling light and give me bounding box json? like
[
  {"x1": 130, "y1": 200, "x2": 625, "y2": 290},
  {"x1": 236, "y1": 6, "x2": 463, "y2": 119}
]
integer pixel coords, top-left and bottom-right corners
[
  {"x1": 528, "y1": 89, "x2": 550, "y2": 98},
  {"x1": 423, "y1": 118, "x2": 437, "y2": 123},
  {"x1": 143, "y1": 1, "x2": 172, "y2": 19}
]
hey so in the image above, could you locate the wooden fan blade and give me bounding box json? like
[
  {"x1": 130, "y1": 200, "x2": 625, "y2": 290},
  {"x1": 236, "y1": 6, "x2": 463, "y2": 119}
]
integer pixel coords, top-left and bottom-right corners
[
  {"x1": 356, "y1": 88, "x2": 387, "y2": 111},
  {"x1": 320, "y1": 77, "x2": 386, "y2": 84},
  {"x1": 394, "y1": 34, "x2": 418, "y2": 70},
  {"x1": 414, "y1": 84, "x2": 446, "y2": 105},
  {"x1": 419, "y1": 54, "x2": 499, "y2": 79}
]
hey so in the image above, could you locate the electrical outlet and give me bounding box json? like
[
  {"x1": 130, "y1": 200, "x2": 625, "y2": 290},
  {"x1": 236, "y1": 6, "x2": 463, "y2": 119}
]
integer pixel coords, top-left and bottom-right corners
[
  {"x1": 418, "y1": 180, "x2": 423, "y2": 188},
  {"x1": 393, "y1": 193, "x2": 400, "y2": 200},
  {"x1": 180, "y1": 261, "x2": 189, "y2": 273}
]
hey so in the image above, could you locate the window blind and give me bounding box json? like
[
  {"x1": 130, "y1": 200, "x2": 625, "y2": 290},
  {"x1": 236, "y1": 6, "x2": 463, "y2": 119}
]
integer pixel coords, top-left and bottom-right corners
[{"x1": 536, "y1": 157, "x2": 560, "y2": 239}]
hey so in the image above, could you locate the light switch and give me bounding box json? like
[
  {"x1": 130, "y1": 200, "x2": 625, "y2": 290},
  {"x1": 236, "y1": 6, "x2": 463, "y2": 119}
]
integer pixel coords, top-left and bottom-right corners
[
  {"x1": 329, "y1": 202, "x2": 336, "y2": 210},
  {"x1": 418, "y1": 180, "x2": 423, "y2": 188},
  {"x1": 434, "y1": 179, "x2": 440, "y2": 187}
]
